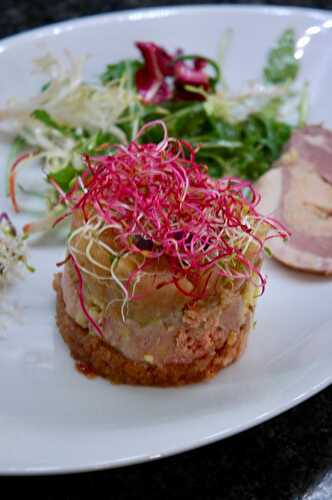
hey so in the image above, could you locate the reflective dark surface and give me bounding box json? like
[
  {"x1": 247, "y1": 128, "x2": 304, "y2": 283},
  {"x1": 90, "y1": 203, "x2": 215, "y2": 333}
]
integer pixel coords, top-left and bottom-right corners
[{"x1": 1, "y1": 1, "x2": 332, "y2": 498}]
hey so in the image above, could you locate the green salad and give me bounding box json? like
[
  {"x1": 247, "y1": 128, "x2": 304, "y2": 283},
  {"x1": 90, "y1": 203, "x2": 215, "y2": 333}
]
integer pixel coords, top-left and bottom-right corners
[{"x1": 0, "y1": 28, "x2": 306, "y2": 234}]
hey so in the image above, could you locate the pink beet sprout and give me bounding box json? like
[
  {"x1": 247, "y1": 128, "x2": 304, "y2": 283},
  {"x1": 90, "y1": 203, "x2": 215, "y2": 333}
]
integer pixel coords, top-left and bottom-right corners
[{"x1": 59, "y1": 119, "x2": 287, "y2": 313}]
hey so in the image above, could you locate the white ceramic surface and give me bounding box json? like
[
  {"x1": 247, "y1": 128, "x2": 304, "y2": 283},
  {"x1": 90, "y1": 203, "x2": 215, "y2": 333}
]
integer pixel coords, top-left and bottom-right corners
[{"x1": 0, "y1": 5, "x2": 332, "y2": 475}]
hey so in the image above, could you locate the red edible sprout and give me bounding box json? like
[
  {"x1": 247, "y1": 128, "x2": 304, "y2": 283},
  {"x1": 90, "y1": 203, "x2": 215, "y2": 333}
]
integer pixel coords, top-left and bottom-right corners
[
  {"x1": 56, "y1": 120, "x2": 288, "y2": 336},
  {"x1": 70, "y1": 254, "x2": 105, "y2": 338},
  {"x1": 9, "y1": 150, "x2": 40, "y2": 213},
  {"x1": 135, "y1": 42, "x2": 214, "y2": 103}
]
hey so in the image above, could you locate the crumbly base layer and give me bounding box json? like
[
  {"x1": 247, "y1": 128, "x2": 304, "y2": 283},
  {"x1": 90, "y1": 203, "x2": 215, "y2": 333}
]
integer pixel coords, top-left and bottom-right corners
[{"x1": 54, "y1": 273, "x2": 252, "y2": 386}]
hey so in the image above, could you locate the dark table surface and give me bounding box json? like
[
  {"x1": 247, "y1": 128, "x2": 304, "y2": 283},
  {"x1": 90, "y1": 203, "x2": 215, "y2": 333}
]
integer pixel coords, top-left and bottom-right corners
[{"x1": 2, "y1": 1, "x2": 332, "y2": 498}]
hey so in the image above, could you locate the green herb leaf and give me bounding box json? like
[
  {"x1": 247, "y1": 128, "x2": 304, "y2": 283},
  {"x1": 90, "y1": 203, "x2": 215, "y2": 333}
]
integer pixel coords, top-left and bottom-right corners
[
  {"x1": 101, "y1": 59, "x2": 142, "y2": 86},
  {"x1": 195, "y1": 112, "x2": 292, "y2": 180},
  {"x1": 75, "y1": 130, "x2": 118, "y2": 155},
  {"x1": 230, "y1": 114, "x2": 292, "y2": 180},
  {"x1": 31, "y1": 109, "x2": 73, "y2": 136},
  {"x1": 137, "y1": 96, "x2": 292, "y2": 180},
  {"x1": 264, "y1": 246, "x2": 272, "y2": 257},
  {"x1": 41, "y1": 81, "x2": 51, "y2": 93},
  {"x1": 164, "y1": 102, "x2": 206, "y2": 137},
  {"x1": 264, "y1": 29, "x2": 299, "y2": 84},
  {"x1": 26, "y1": 263, "x2": 36, "y2": 273},
  {"x1": 48, "y1": 165, "x2": 79, "y2": 193}
]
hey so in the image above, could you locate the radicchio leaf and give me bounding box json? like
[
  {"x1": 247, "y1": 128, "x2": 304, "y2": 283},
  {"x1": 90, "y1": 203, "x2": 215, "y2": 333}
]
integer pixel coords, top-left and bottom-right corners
[
  {"x1": 135, "y1": 42, "x2": 213, "y2": 103},
  {"x1": 135, "y1": 42, "x2": 173, "y2": 103}
]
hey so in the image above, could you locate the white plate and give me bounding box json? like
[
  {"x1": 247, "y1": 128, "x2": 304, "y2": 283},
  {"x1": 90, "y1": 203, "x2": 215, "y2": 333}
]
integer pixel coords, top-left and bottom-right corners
[{"x1": 0, "y1": 4, "x2": 332, "y2": 475}]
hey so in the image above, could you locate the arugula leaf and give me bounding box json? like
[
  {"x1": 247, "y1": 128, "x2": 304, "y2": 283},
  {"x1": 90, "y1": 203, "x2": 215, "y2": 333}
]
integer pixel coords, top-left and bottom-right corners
[
  {"x1": 31, "y1": 109, "x2": 74, "y2": 136},
  {"x1": 101, "y1": 59, "x2": 142, "y2": 86},
  {"x1": 234, "y1": 114, "x2": 291, "y2": 179},
  {"x1": 264, "y1": 29, "x2": 299, "y2": 84},
  {"x1": 136, "y1": 98, "x2": 291, "y2": 181},
  {"x1": 193, "y1": 113, "x2": 291, "y2": 180},
  {"x1": 166, "y1": 103, "x2": 208, "y2": 138},
  {"x1": 75, "y1": 130, "x2": 118, "y2": 155},
  {"x1": 48, "y1": 165, "x2": 79, "y2": 192},
  {"x1": 236, "y1": 115, "x2": 289, "y2": 178}
]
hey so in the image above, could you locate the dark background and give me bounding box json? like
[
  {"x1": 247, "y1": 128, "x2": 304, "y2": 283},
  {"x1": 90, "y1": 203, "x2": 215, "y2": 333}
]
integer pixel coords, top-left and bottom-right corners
[{"x1": 2, "y1": 1, "x2": 332, "y2": 499}]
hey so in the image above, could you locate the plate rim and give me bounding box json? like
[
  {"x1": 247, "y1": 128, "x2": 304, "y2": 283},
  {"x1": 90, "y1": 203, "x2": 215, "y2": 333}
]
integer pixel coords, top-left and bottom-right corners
[
  {"x1": 3, "y1": 375, "x2": 331, "y2": 476},
  {"x1": 1, "y1": 3, "x2": 332, "y2": 476},
  {"x1": 0, "y1": 3, "x2": 331, "y2": 51}
]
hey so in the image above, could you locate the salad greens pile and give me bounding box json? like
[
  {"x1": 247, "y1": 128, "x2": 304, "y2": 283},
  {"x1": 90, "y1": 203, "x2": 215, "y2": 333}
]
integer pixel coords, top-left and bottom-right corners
[{"x1": 0, "y1": 29, "x2": 303, "y2": 233}]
